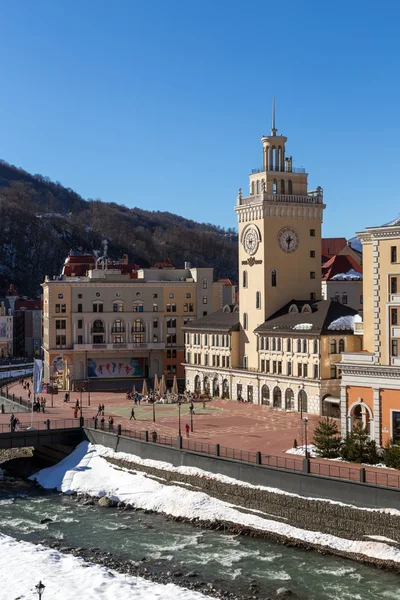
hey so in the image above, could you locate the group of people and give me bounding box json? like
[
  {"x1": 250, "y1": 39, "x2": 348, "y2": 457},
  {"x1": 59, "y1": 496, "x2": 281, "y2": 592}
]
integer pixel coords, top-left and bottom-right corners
[
  {"x1": 33, "y1": 397, "x2": 46, "y2": 413},
  {"x1": 9, "y1": 413, "x2": 20, "y2": 432},
  {"x1": 92, "y1": 413, "x2": 114, "y2": 431}
]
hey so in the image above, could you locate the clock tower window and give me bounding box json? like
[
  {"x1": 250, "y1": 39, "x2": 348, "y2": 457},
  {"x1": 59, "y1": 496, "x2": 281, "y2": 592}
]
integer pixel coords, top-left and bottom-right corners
[
  {"x1": 280, "y1": 179, "x2": 285, "y2": 194},
  {"x1": 243, "y1": 271, "x2": 248, "y2": 288},
  {"x1": 271, "y1": 269, "x2": 277, "y2": 287}
]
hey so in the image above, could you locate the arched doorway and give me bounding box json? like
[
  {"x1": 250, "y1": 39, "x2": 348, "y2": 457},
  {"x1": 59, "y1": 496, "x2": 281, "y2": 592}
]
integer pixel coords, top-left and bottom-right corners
[
  {"x1": 285, "y1": 388, "x2": 294, "y2": 411},
  {"x1": 298, "y1": 389, "x2": 308, "y2": 414},
  {"x1": 261, "y1": 384, "x2": 270, "y2": 405},
  {"x1": 213, "y1": 377, "x2": 220, "y2": 397},
  {"x1": 273, "y1": 386, "x2": 282, "y2": 409},
  {"x1": 203, "y1": 376, "x2": 210, "y2": 395},
  {"x1": 348, "y1": 402, "x2": 373, "y2": 438},
  {"x1": 222, "y1": 379, "x2": 229, "y2": 399},
  {"x1": 194, "y1": 375, "x2": 201, "y2": 394}
]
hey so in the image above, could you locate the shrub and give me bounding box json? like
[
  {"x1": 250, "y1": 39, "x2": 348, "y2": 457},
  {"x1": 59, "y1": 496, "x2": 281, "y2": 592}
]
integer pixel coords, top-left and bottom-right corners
[
  {"x1": 341, "y1": 423, "x2": 381, "y2": 464},
  {"x1": 313, "y1": 418, "x2": 342, "y2": 458},
  {"x1": 383, "y1": 440, "x2": 400, "y2": 469}
]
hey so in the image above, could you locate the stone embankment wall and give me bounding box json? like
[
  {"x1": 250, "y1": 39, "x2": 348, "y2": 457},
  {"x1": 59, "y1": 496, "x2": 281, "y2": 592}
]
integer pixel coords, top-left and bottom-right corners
[{"x1": 106, "y1": 456, "x2": 400, "y2": 544}]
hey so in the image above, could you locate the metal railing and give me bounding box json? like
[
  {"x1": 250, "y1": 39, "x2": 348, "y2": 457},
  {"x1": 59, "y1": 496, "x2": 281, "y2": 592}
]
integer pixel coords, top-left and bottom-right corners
[
  {"x1": 0, "y1": 418, "x2": 81, "y2": 434},
  {"x1": 251, "y1": 166, "x2": 306, "y2": 174}
]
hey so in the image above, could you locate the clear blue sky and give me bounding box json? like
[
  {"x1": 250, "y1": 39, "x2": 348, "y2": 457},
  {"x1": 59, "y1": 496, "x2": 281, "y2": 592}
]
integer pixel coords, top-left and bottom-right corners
[{"x1": 0, "y1": 0, "x2": 399, "y2": 238}]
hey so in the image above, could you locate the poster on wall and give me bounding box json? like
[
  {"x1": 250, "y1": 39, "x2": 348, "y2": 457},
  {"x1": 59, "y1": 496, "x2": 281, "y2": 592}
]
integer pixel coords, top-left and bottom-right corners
[
  {"x1": 87, "y1": 357, "x2": 145, "y2": 378},
  {"x1": 53, "y1": 356, "x2": 67, "y2": 373}
]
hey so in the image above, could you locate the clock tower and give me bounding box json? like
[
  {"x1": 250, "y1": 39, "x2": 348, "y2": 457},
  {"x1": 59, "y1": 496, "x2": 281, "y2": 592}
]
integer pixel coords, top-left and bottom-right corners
[{"x1": 235, "y1": 102, "x2": 325, "y2": 370}]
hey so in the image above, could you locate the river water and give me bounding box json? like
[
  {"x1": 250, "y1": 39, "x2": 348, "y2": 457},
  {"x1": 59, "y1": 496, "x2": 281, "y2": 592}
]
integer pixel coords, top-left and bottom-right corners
[{"x1": 0, "y1": 470, "x2": 399, "y2": 600}]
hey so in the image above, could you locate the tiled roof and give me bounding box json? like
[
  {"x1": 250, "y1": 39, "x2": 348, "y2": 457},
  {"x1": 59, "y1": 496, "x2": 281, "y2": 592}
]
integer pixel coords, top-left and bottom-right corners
[
  {"x1": 182, "y1": 305, "x2": 240, "y2": 332},
  {"x1": 322, "y1": 255, "x2": 362, "y2": 280},
  {"x1": 255, "y1": 299, "x2": 359, "y2": 335},
  {"x1": 321, "y1": 238, "x2": 347, "y2": 257}
]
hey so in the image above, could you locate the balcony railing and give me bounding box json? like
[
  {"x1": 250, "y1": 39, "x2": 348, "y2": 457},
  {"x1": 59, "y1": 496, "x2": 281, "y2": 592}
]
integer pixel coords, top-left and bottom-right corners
[
  {"x1": 251, "y1": 166, "x2": 306, "y2": 174},
  {"x1": 238, "y1": 192, "x2": 323, "y2": 206}
]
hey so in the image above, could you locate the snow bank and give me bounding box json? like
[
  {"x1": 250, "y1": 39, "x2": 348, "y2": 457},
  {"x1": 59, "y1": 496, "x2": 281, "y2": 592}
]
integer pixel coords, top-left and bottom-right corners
[
  {"x1": 30, "y1": 442, "x2": 400, "y2": 564},
  {"x1": 285, "y1": 445, "x2": 317, "y2": 458},
  {"x1": 331, "y1": 269, "x2": 362, "y2": 281},
  {"x1": 292, "y1": 323, "x2": 313, "y2": 330},
  {"x1": 0, "y1": 534, "x2": 211, "y2": 600}
]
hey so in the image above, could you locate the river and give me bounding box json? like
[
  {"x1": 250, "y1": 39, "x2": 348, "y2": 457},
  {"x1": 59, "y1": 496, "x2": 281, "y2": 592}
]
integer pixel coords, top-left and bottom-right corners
[{"x1": 0, "y1": 469, "x2": 399, "y2": 600}]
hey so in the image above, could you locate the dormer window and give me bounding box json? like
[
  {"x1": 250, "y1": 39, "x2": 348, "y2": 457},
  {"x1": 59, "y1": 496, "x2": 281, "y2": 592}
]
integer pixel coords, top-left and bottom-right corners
[{"x1": 302, "y1": 304, "x2": 311, "y2": 314}]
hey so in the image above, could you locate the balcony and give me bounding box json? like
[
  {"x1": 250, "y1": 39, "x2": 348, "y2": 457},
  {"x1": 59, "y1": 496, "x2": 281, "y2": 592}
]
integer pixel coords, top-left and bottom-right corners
[
  {"x1": 238, "y1": 192, "x2": 323, "y2": 207},
  {"x1": 251, "y1": 166, "x2": 306, "y2": 174},
  {"x1": 73, "y1": 342, "x2": 165, "y2": 351}
]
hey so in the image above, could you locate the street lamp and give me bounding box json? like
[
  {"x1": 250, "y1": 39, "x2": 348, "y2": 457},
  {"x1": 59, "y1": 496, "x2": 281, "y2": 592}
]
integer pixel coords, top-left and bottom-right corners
[
  {"x1": 178, "y1": 399, "x2": 182, "y2": 437},
  {"x1": 35, "y1": 581, "x2": 45, "y2": 599},
  {"x1": 299, "y1": 384, "x2": 305, "y2": 419},
  {"x1": 190, "y1": 405, "x2": 194, "y2": 433},
  {"x1": 303, "y1": 417, "x2": 309, "y2": 459},
  {"x1": 152, "y1": 398, "x2": 156, "y2": 423},
  {"x1": 87, "y1": 378, "x2": 91, "y2": 407}
]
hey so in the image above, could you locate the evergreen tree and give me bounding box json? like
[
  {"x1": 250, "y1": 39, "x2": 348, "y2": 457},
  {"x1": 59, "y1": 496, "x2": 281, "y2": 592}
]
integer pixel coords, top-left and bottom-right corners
[
  {"x1": 383, "y1": 440, "x2": 400, "y2": 469},
  {"x1": 313, "y1": 418, "x2": 342, "y2": 458},
  {"x1": 341, "y1": 423, "x2": 381, "y2": 464}
]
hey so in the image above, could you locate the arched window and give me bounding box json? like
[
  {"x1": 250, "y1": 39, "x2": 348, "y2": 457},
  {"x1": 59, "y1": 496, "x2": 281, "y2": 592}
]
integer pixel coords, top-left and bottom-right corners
[
  {"x1": 113, "y1": 302, "x2": 124, "y2": 313},
  {"x1": 303, "y1": 339, "x2": 307, "y2": 354},
  {"x1": 298, "y1": 389, "x2": 308, "y2": 413},
  {"x1": 272, "y1": 337, "x2": 276, "y2": 351},
  {"x1": 112, "y1": 319, "x2": 124, "y2": 333},
  {"x1": 132, "y1": 319, "x2": 145, "y2": 332},
  {"x1": 243, "y1": 313, "x2": 248, "y2": 330},
  {"x1": 261, "y1": 385, "x2": 270, "y2": 405},
  {"x1": 277, "y1": 337, "x2": 282, "y2": 351},
  {"x1": 313, "y1": 339, "x2": 318, "y2": 354},
  {"x1": 92, "y1": 320, "x2": 104, "y2": 333},
  {"x1": 297, "y1": 339, "x2": 302, "y2": 353},
  {"x1": 133, "y1": 302, "x2": 144, "y2": 312},
  {"x1": 272, "y1": 179, "x2": 277, "y2": 194},
  {"x1": 342, "y1": 293, "x2": 348, "y2": 305},
  {"x1": 285, "y1": 388, "x2": 294, "y2": 410},
  {"x1": 330, "y1": 339, "x2": 337, "y2": 354},
  {"x1": 243, "y1": 270, "x2": 248, "y2": 288},
  {"x1": 251, "y1": 181, "x2": 255, "y2": 195},
  {"x1": 194, "y1": 375, "x2": 201, "y2": 394},
  {"x1": 273, "y1": 386, "x2": 282, "y2": 409},
  {"x1": 338, "y1": 339, "x2": 345, "y2": 353},
  {"x1": 288, "y1": 180, "x2": 293, "y2": 194},
  {"x1": 256, "y1": 180, "x2": 260, "y2": 194},
  {"x1": 271, "y1": 269, "x2": 277, "y2": 287},
  {"x1": 256, "y1": 291, "x2": 261, "y2": 309},
  {"x1": 280, "y1": 179, "x2": 285, "y2": 194}
]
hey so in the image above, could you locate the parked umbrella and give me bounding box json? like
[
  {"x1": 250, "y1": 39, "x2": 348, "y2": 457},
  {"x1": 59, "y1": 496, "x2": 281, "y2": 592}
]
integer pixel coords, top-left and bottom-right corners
[
  {"x1": 159, "y1": 374, "x2": 167, "y2": 396},
  {"x1": 154, "y1": 373, "x2": 159, "y2": 392},
  {"x1": 172, "y1": 375, "x2": 178, "y2": 396},
  {"x1": 141, "y1": 379, "x2": 148, "y2": 397}
]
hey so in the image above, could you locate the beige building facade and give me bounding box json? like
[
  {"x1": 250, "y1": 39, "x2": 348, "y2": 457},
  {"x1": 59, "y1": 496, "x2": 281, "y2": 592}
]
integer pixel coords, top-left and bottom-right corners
[{"x1": 42, "y1": 254, "x2": 234, "y2": 391}]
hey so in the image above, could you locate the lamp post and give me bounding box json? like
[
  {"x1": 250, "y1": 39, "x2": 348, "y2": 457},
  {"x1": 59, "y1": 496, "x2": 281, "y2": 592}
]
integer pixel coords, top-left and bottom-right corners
[
  {"x1": 152, "y1": 396, "x2": 156, "y2": 423},
  {"x1": 303, "y1": 417, "x2": 309, "y2": 459},
  {"x1": 178, "y1": 399, "x2": 182, "y2": 437},
  {"x1": 35, "y1": 580, "x2": 45, "y2": 599},
  {"x1": 190, "y1": 405, "x2": 194, "y2": 433},
  {"x1": 299, "y1": 385, "x2": 304, "y2": 420}
]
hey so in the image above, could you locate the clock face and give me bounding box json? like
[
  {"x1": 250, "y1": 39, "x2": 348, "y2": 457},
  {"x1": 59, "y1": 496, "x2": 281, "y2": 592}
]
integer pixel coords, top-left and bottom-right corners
[
  {"x1": 277, "y1": 227, "x2": 299, "y2": 254},
  {"x1": 243, "y1": 227, "x2": 259, "y2": 255}
]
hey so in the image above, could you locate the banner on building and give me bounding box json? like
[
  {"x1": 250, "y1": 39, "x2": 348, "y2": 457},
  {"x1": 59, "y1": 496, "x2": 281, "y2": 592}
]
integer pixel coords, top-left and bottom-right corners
[
  {"x1": 87, "y1": 357, "x2": 145, "y2": 378},
  {"x1": 33, "y1": 359, "x2": 43, "y2": 394}
]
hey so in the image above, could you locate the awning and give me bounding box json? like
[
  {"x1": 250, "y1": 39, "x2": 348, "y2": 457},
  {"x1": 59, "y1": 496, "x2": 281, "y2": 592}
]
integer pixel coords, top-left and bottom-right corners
[{"x1": 323, "y1": 396, "x2": 340, "y2": 405}]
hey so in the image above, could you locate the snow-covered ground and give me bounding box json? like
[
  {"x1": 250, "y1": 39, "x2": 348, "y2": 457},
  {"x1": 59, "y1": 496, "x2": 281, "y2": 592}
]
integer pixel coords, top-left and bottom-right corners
[
  {"x1": 0, "y1": 534, "x2": 212, "y2": 600},
  {"x1": 0, "y1": 368, "x2": 32, "y2": 380},
  {"x1": 30, "y1": 442, "x2": 400, "y2": 564},
  {"x1": 285, "y1": 444, "x2": 317, "y2": 458}
]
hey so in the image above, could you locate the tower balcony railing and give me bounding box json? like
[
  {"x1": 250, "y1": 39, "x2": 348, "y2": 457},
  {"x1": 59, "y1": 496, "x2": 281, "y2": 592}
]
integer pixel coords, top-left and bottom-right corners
[
  {"x1": 237, "y1": 192, "x2": 323, "y2": 207},
  {"x1": 251, "y1": 166, "x2": 306, "y2": 174}
]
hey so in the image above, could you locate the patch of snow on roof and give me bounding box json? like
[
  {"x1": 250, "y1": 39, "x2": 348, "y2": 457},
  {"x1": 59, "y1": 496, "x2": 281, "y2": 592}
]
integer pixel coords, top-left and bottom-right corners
[
  {"x1": 328, "y1": 314, "x2": 362, "y2": 331},
  {"x1": 331, "y1": 269, "x2": 363, "y2": 281},
  {"x1": 293, "y1": 323, "x2": 313, "y2": 330}
]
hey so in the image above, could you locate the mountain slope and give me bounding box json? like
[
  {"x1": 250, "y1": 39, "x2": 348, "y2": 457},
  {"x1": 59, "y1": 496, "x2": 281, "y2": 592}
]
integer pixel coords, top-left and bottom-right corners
[{"x1": 0, "y1": 160, "x2": 238, "y2": 296}]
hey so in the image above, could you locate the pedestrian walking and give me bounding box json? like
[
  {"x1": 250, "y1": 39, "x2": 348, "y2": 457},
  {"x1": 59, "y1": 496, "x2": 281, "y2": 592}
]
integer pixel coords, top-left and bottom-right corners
[
  {"x1": 185, "y1": 423, "x2": 190, "y2": 438},
  {"x1": 203, "y1": 400, "x2": 206, "y2": 410},
  {"x1": 74, "y1": 407, "x2": 78, "y2": 418},
  {"x1": 130, "y1": 407, "x2": 136, "y2": 420},
  {"x1": 101, "y1": 404, "x2": 105, "y2": 416},
  {"x1": 100, "y1": 416, "x2": 105, "y2": 430},
  {"x1": 97, "y1": 403, "x2": 102, "y2": 416},
  {"x1": 151, "y1": 430, "x2": 157, "y2": 443},
  {"x1": 108, "y1": 416, "x2": 114, "y2": 432},
  {"x1": 10, "y1": 413, "x2": 15, "y2": 432},
  {"x1": 93, "y1": 415, "x2": 98, "y2": 429}
]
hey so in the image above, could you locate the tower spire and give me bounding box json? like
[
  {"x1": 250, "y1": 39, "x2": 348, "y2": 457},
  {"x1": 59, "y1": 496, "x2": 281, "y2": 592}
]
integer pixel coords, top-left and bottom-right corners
[{"x1": 271, "y1": 96, "x2": 277, "y2": 136}]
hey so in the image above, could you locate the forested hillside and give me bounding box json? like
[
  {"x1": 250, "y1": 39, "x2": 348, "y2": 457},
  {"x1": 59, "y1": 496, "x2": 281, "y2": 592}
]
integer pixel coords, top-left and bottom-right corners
[{"x1": 0, "y1": 160, "x2": 238, "y2": 296}]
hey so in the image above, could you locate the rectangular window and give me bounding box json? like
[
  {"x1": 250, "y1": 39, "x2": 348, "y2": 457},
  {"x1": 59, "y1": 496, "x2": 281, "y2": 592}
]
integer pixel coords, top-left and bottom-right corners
[
  {"x1": 153, "y1": 293, "x2": 158, "y2": 298},
  {"x1": 310, "y1": 229, "x2": 316, "y2": 237},
  {"x1": 310, "y1": 250, "x2": 315, "y2": 258},
  {"x1": 172, "y1": 349, "x2": 176, "y2": 358},
  {"x1": 55, "y1": 320, "x2": 66, "y2": 329},
  {"x1": 202, "y1": 296, "x2": 207, "y2": 304},
  {"x1": 360, "y1": 295, "x2": 363, "y2": 305},
  {"x1": 278, "y1": 361, "x2": 282, "y2": 374},
  {"x1": 287, "y1": 361, "x2": 292, "y2": 376},
  {"x1": 172, "y1": 304, "x2": 176, "y2": 312},
  {"x1": 392, "y1": 309, "x2": 398, "y2": 325},
  {"x1": 203, "y1": 311, "x2": 207, "y2": 316},
  {"x1": 204, "y1": 354, "x2": 208, "y2": 366},
  {"x1": 330, "y1": 365, "x2": 337, "y2": 378},
  {"x1": 391, "y1": 277, "x2": 398, "y2": 294},
  {"x1": 184, "y1": 303, "x2": 188, "y2": 312},
  {"x1": 78, "y1": 303, "x2": 82, "y2": 313},
  {"x1": 77, "y1": 335, "x2": 83, "y2": 344},
  {"x1": 392, "y1": 340, "x2": 398, "y2": 357},
  {"x1": 166, "y1": 304, "x2": 171, "y2": 312},
  {"x1": 77, "y1": 319, "x2": 83, "y2": 329},
  {"x1": 186, "y1": 293, "x2": 192, "y2": 298},
  {"x1": 391, "y1": 246, "x2": 397, "y2": 263},
  {"x1": 113, "y1": 303, "x2": 118, "y2": 312},
  {"x1": 169, "y1": 293, "x2": 174, "y2": 299},
  {"x1": 56, "y1": 335, "x2": 66, "y2": 346},
  {"x1": 310, "y1": 292, "x2": 316, "y2": 300},
  {"x1": 153, "y1": 303, "x2": 158, "y2": 312},
  {"x1": 78, "y1": 294, "x2": 82, "y2": 298},
  {"x1": 189, "y1": 303, "x2": 194, "y2": 312},
  {"x1": 303, "y1": 364, "x2": 308, "y2": 378},
  {"x1": 61, "y1": 304, "x2": 66, "y2": 313},
  {"x1": 297, "y1": 363, "x2": 302, "y2": 377},
  {"x1": 93, "y1": 304, "x2": 97, "y2": 313},
  {"x1": 261, "y1": 359, "x2": 265, "y2": 372},
  {"x1": 265, "y1": 360, "x2": 270, "y2": 373},
  {"x1": 310, "y1": 272, "x2": 316, "y2": 279},
  {"x1": 287, "y1": 338, "x2": 292, "y2": 352},
  {"x1": 313, "y1": 364, "x2": 319, "y2": 379},
  {"x1": 55, "y1": 304, "x2": 60, "y2": 313},
  {"x1": 272, "y1": 360, "x2": 277, "y2": 374},
  {"x1": 153, "y1": 319, "x2": 158, "y2": 328},
  {"x1": 203, "y1": 280, "x2": 208, "y2": 289},
  {"x1": 167, "y1": 350, "x2": 172, "y2": 358}
]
